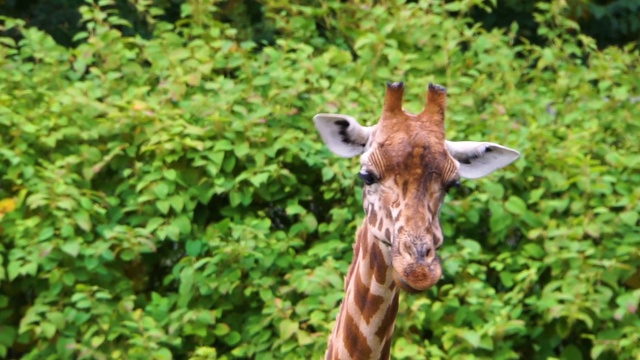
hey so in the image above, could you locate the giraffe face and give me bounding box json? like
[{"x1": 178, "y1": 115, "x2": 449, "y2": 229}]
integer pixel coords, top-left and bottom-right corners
[
  {"x1": 314, "y1": 81, "x2": 520, "y2": 293},
  {"x1": 359, "y1": 117, "x2": 459, "y2": 291},
  {"x1": 357, "y1": 84, "x2": 458, "y2": 291}
]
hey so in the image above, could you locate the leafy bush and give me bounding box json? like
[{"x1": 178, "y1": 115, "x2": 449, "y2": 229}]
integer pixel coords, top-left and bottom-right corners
[{"x1": 0, "y1": 0, "x2": 638, "y2": 359}]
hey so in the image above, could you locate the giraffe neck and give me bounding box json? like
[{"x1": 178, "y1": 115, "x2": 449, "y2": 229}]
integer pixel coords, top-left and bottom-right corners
[{"x1": 326, "y1": 224, "x2": 399, "y2": 360}]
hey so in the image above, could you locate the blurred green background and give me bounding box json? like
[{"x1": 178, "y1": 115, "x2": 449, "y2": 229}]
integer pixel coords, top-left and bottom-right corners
[{"x1": 0, "y1": 0, "x2": 638, "y2": 359}]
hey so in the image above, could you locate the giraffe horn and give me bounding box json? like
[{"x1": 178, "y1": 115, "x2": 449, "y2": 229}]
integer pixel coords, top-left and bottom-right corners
[
  {"x1": 383, "y1": 81, "x2": 405, "y2": 114},
  {"x1": 420, "y1": 83, "x2": 447, "y2": 127}
]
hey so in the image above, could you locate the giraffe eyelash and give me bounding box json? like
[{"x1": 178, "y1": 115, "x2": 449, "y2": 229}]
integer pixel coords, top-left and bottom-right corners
[
  {"x1": 358, "y1": 172, "x2": 378, "y2": 186},
  {"x1": 444, "y1": 179, "x2": 461, "y2": 193}
]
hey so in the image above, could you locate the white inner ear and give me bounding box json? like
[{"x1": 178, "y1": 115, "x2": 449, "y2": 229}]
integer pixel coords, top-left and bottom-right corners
[
  {"x1": 446, "y1": 141, "x2": 520, "y2": 179},
  {"x1": 313, "y1": 114, "x2": 373, "y2": 158}
]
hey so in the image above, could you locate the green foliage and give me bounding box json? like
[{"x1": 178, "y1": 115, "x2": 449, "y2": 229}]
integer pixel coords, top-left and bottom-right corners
[
  {"x1": 473, "y1": 0, "x2": 640, "y2": 48},
  {"x1": 0, "y1": 0, "x2": 638, "y2": 359}
]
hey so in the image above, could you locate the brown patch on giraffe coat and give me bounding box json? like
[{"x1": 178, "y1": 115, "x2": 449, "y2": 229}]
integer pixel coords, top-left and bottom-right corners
[
  {"x1": 343, "y1": 312, "x2": 372, "y2": 359},
  {"x1": 384, "y1": 228, "x2": 391, "y2": 240},
  {"x1": 368, "y1": 208, "x2": 378, "y2": 228},
  {"x1": 360, "y1": 226, "x2": 369, "y2": 257},
  {"x1": 369, "y1": 242, "x2": 387, "y2": 285},
  {"x1": 385, "y1": 207, "x2": 393, "y2": 221},
  {"x1": 402, "y1": 180, "x2": 409, "y2": 199},
  {"x1": 354, "y1": 269, "x2": 384, "y2": 324},
  {"x1": 375, "y1": 292, "x2": 399, "y2": 340}
]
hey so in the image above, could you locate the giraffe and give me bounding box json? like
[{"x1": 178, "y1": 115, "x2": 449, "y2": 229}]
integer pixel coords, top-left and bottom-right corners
[{"x1": 313, "y1": 82, "x2": 520, "y2": 360}]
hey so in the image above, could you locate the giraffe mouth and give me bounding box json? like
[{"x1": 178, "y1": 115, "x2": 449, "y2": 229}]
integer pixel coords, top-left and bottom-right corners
[
  {"x1": 393, "y1": 270, "x2": 423, "y2": 293},
  {"x1": 391, "y1": 240, "x2": 442, "y2": 292},
  {"x1": 392, "y1": 260, "x2": 442, "y2": 293}
]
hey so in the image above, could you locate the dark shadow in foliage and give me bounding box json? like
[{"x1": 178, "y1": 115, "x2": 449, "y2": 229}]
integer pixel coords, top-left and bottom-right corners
[
  {"x1": 467, "y1": 0, "x2": 639, "y2": 49},
  {"x1": 0, "y1": 0, "x2": 83, "y2": 46},
  {"x1": 5, "y1": 0, "x2": 637, "y2": 50}
]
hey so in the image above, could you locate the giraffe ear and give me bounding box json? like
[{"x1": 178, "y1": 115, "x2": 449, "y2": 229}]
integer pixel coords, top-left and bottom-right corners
[
  {"x1": 446, "y1": 141, "x2": 520, "y2": 179},
  {"x1": 313, "y1": 114, "x2": 373, "y2": 158}
]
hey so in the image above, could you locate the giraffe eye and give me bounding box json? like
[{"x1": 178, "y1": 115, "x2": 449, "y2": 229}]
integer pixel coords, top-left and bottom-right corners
[
  {"x1": 445, "y1": 179, "x2": 461, "y2": 193},
  {"x1": 358, "y1": 172, "x2": 378, "y2": 186}
]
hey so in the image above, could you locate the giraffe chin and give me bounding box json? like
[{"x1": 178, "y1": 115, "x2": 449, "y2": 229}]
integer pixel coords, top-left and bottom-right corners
[{"x1": 392, "y1": 261, "x2": 442, "y2": 293}]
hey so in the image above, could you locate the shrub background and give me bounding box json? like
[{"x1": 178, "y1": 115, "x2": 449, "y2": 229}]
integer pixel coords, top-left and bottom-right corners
[{"x1": 0, "y1": 0, "x2": 639, "y2": 359}]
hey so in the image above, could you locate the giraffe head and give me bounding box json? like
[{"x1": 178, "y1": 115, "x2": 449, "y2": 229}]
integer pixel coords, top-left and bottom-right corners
[{"x1": 314, "y1": 82, "x2": 519, "y2": 292}]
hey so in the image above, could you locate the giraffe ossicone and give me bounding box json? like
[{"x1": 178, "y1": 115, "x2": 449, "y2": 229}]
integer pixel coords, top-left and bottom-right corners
[{"x1": 314, "y1": 82, "x2": 520, "y2": 360}]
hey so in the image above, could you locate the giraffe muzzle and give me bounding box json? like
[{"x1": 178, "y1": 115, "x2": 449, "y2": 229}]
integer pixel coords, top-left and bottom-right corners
[{"x1": 391, "y1": 239, "x2": 443, "y2": 292}]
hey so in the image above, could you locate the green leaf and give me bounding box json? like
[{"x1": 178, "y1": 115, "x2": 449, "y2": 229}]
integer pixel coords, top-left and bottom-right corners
[
  {"x1": 91, "y1": 335, "x2": 105, "y2": 348},
  {"x1": 178, "y1": 266, "x2": 194, "y2": 307},
  {"x1": 172, "y1": 214, "x2": 192, "y2": 235},
  {"x1": 393, "y1": 337, "x2": 421, "y2": 358},
  {"x1": 504, "y1": 196, "x2": 527, "y2": 216},
  {"x1": 0, "y1": 326, "x2": 16, "y2": 346},
  {"x1": 222, "y1": 155, "x2": 236, "y2": 173},
  {"x1": 120, "y1": 249, "x2": 135, "y2": 261},
  {"x1": 297, "y1": 331, "x2": 314, "y2": 346},
  {"x1": 154, "y1": 182, "x2": 170, "y2": 199},
  {"x1": 186, "y1": 240, "x2": 202, "y2": 257},
  {"x1": 499, "y1": 272, "x2": 514, "y2": 287},
  {"x1": 166, "y1": 225, "x2": 180, "y2": 241},
  {"x1": 164, "y1": 169, "x2": 177, "y2": 181},
  {"x1": 286, "y1": 204, "x2": 306, "y2": 215},
  {"x1": 458, "y1": 239, "x2": 481, "y2": 255},
  {"x1": 523, "y1": 243, "x2": 545, "y2": 259},
  {"x1": 301, "y1": 213, "x2": 317, "y2": 232},
  {"x1": 7, "y1": 261, "x2": 22, "y2": 281},
  {"x1": 225, "y1": 331, "x2": 241, "y2": 346},
  {"x1": 528, "y1": 188, "x2": 545, "y2": 203},
  {"x1": 213, "y1": 140, "x2": 234, "y2": 151},
  {"x1": 62, "y1": 272, "x2": 75, "y2": 286},
  {"x1": 560, "y1": 344, "x2": 583, "y2": 360},
  {"x1": 156, "y1": 199, "x2": 171, "y2": 214},
  {"x1": 60, "y1": 224, "x2": 74, "y2": 238},
  {"x1": 46, "y1": 312, "x2": 65, "y2": 329},
  {"x1": 444, "y1": 2, "x2": 462, "y2": 12},
  {"x1": 73, "y1": 210, "x2": 92, "y2": 232},
  {"x1": 169, "y1": 195, "x2": 184, "y2": 212},
  {"x1": 214, "y1": 323, "x2": 230, "y2": 336},
  {"x1": 278, "y1": 319, "x2": 298, "y2": 340},
  {"x1": 249, "y1": 172, "x2": 269, "y2": 187},
  {"x1": 620, "y1": 211, "x2": 638, "y2": 226},
  {"x1": 234, "y1": 142, "x2": 250, "y2": 157},
  {"x1": 40, "y1": 322, "x2": 56, "y2": 339},
  {"x1": 146, "y1": 217, "x2": 165, "y2": 231},
  {"x1": 38, "y1": 227, "x2": 55, "y2": 241},
  {"x1": 229, "y1": 191, "x2": 241, "y2": 207},
  {"x1": 490, "y1": 211, "x2": 513, "y2": 233},
  {"x1": 155, "y1": 347, "x2": 173, "y2": 360},
  {"x1": 459, "y1": 329, "x2": 480, "y2": 348},
  {"x1": 60, "y1": 240, "x2": 81, "y2": 257}
]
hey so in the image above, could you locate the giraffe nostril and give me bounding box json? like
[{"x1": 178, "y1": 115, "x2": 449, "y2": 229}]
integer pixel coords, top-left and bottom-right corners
[
  {"x1": 415, "y1": 243, "x2": 436, "y2": 262},
  {"x1": 425, "y1": 245, "x2": 436, "y2": 260}
]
